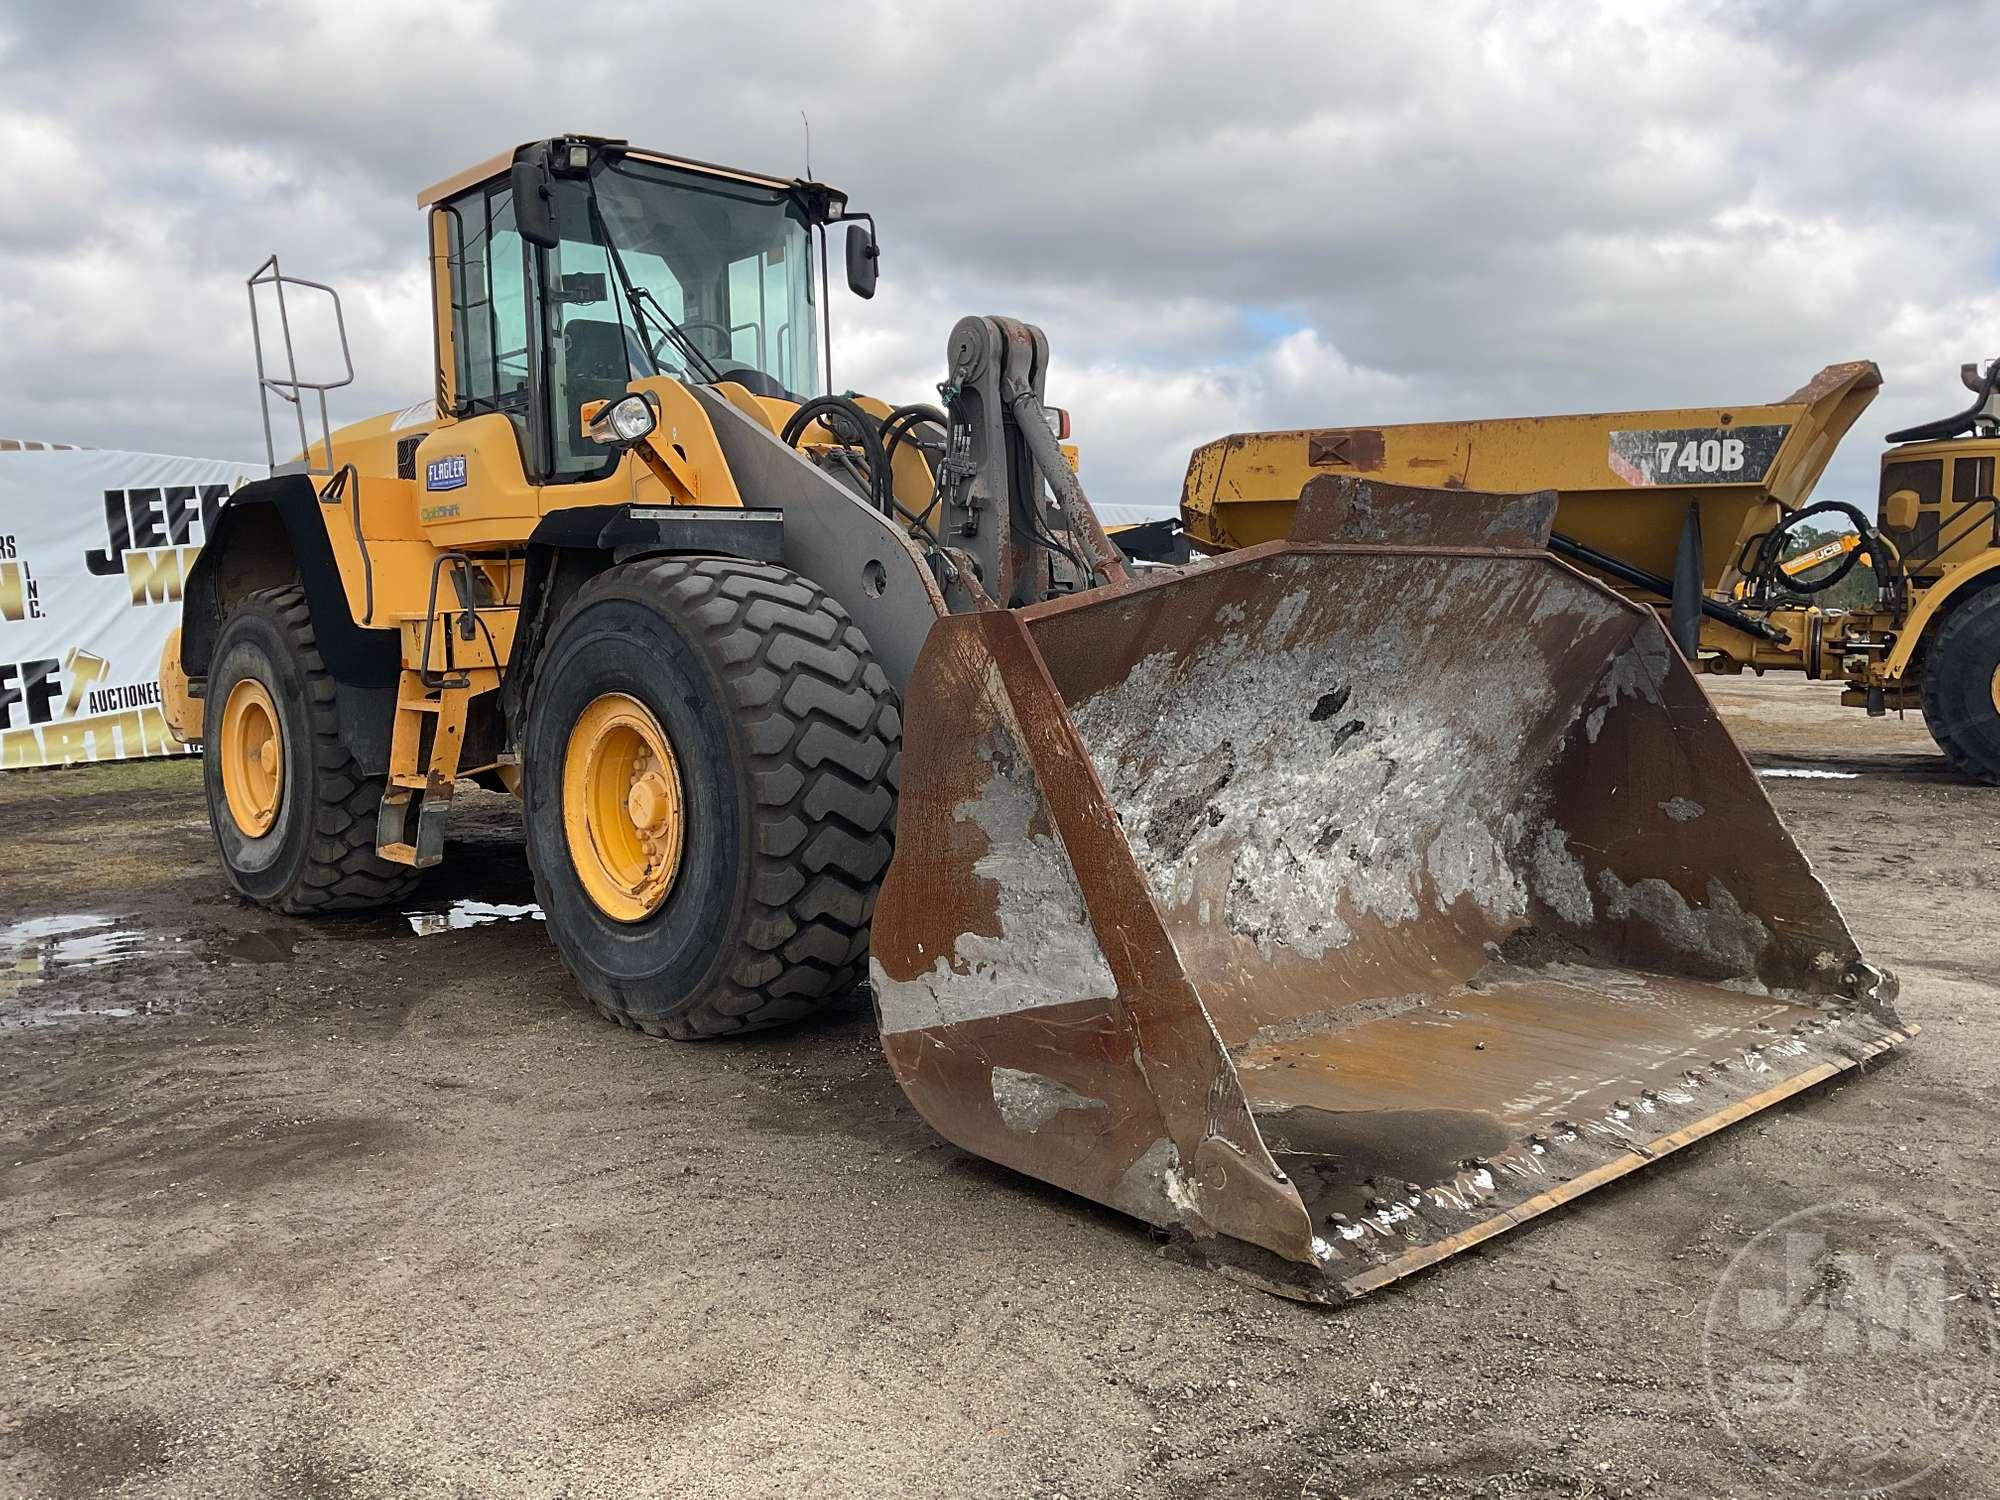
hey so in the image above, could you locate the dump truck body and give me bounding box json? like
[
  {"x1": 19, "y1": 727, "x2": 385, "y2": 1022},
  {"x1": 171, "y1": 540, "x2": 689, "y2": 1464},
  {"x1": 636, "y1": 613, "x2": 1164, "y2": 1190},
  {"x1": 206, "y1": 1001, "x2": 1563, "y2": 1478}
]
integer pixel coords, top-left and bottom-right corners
[
  {"x1": 1183, "y1": 360, "x2": 2000, "y2": 782},
  {"x1": 168, "y1": 135, "x2": 1911, "y2": 1299},
  {"x1": 1181, "y1": 364, "x2": 1878, "y2": 576}
]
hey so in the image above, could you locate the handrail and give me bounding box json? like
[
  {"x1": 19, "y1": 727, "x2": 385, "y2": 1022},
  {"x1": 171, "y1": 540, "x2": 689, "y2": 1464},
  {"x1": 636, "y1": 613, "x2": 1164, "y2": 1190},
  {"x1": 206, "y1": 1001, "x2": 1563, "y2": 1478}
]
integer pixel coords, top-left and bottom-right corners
[{"x1": 247, "y1": 254, "x2": 355, "y2": 475}]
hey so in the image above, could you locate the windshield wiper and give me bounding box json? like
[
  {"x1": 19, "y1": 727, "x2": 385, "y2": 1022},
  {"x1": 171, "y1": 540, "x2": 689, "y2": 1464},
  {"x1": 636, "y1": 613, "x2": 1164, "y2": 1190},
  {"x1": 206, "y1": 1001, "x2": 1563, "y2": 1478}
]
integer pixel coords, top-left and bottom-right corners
[
  {"x1": 585, "y1": 183, "x2": 725, "y2": 384},
  {"x1": 632, "y1": 283, "x2": 726, "y2": 384}
]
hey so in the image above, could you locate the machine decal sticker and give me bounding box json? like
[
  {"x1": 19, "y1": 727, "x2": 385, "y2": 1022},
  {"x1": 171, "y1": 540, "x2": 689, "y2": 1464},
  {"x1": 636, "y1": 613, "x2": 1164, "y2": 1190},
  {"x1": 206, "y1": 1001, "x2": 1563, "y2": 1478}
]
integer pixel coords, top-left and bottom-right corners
[
  {"x1": 1607, "y1": 424, "x2": 1790, "y2": 486},
  {"x1": 425, "y1": 456, "x2": 468, "y2": 491}
]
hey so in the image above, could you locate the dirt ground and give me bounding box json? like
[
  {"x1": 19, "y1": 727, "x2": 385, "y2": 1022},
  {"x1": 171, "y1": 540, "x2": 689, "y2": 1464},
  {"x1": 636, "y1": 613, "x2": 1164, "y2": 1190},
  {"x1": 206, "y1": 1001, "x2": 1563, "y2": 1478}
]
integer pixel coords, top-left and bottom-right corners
[{"x1": 3, "y1": 676, "x2": 1997, "y2": 1499}]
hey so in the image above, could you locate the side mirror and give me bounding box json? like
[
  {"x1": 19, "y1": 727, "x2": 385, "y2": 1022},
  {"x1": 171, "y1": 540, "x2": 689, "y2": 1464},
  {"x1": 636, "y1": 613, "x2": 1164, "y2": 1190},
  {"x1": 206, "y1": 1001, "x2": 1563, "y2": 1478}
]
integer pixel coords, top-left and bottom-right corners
[
  {"x1": 845, "y1": 222, "x2": 879, "y2": 299},
  {"x1": 511, "y1": 157, "x2": 560, "y2": 249},
  {"x1": 1881, "y1": 487, "x2": 1921, "y2": 532}
]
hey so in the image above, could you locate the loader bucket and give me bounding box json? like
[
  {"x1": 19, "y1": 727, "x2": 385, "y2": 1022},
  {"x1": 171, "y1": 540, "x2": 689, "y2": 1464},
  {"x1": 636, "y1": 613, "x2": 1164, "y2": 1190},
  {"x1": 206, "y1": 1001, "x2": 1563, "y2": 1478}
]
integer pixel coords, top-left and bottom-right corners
[{"x1": 869, "y1": 477, "x2": 1909, "y2": 1302}]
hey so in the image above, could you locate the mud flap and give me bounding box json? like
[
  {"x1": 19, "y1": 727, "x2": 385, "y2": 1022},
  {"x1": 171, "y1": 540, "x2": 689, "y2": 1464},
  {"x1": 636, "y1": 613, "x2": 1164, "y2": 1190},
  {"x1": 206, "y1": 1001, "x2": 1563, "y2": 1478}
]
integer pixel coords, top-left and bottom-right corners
[{"x1": 870, "y1": 478, "x2": 1908, "y2": 1302}]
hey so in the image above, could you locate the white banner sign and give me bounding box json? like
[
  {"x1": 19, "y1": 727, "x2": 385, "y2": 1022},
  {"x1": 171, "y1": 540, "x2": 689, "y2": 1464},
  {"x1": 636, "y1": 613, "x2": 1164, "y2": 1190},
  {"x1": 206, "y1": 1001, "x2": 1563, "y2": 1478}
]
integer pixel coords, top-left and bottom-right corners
[{"x1": 0, "y1": 448, "x2": 259, "y2": 770}]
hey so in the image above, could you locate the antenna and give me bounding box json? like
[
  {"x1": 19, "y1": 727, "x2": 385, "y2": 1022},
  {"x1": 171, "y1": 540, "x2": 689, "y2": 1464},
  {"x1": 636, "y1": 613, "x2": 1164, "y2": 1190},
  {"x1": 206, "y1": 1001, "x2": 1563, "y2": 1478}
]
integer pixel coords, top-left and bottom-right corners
[{"x1": 800, "y1": 110, "x2": 812, "y2": 179}]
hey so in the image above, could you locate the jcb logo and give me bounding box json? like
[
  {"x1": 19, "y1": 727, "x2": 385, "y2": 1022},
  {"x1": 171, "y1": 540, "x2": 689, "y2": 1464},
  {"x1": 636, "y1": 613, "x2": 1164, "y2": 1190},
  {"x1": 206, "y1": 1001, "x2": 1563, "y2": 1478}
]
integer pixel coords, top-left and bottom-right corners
[{"x1": 84, "y1": 484, "x2": 228, "y2": 607}]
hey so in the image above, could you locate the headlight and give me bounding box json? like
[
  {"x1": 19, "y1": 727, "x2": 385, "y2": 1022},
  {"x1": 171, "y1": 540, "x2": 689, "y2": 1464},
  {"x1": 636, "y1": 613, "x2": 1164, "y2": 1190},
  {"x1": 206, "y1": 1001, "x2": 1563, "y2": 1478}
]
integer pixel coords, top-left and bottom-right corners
[{"x1": 587, "y1": 394, "x2": 657, "y2": 446}]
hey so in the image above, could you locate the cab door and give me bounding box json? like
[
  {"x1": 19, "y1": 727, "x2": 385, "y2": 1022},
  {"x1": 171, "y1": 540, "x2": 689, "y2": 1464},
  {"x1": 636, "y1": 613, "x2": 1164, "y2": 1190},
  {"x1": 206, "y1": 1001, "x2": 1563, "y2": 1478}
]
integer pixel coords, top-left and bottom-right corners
[
  {"x1": 423, "y1": 181, "x2": 543, "y2": 546},
  {"x1": 531, "y1": 177, "x2": 641, "y2": 507}
]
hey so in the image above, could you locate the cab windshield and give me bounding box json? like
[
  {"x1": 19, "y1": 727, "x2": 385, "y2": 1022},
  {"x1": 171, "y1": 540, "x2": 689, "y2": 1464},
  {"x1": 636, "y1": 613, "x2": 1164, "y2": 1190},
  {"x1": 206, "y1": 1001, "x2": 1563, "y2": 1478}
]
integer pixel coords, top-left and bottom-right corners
[
  {"x1": 582, "y1": 156, "x2": 818, "y2": 397},
  {"x1": 449, "y1": 152, "x2": 825, "y2": 483}
]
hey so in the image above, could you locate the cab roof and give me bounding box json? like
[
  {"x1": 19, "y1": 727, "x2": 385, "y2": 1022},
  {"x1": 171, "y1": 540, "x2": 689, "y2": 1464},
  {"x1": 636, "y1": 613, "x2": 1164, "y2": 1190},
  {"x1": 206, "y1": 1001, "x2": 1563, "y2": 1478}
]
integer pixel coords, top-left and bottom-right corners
[{"x1": 416, "y1": 138, "x2": 812, "y2": 209}]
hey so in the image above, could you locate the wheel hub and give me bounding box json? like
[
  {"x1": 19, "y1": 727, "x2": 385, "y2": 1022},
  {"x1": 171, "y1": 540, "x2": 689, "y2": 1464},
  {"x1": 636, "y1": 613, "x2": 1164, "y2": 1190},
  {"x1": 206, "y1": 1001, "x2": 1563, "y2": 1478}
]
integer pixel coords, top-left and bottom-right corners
[
  {"x1": 562, "y1": 692, "x2": 687, "y2": 922},
  {"x1": 627, "y1": 771, "x2": 673, "y2": 832},
  {"x1": 219, "y1": 677, "x2": 284, "y2": 838}
]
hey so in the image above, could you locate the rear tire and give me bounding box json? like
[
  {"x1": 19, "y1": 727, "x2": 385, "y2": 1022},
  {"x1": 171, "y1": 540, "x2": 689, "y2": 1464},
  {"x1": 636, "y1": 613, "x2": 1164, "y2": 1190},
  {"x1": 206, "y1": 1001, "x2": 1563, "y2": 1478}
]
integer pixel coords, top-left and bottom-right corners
[
  {"x1": 1920, "y1": 587, "x2": 2000, "y2": 784},
  {"x1": 523, "y1": 557, "x2": 899, "y2": 1039},
  {"x1": 203, "y1": 586, "x2": 419, "y2": 913}
]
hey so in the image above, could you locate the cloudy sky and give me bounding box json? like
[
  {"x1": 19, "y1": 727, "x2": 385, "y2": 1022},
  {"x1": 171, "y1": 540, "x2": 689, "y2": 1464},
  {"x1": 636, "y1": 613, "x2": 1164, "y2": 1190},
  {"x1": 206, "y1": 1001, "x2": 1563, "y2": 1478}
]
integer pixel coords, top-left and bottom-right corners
[{"x1": 5, "y1": 0, "x2": 1998, "y2": 514}]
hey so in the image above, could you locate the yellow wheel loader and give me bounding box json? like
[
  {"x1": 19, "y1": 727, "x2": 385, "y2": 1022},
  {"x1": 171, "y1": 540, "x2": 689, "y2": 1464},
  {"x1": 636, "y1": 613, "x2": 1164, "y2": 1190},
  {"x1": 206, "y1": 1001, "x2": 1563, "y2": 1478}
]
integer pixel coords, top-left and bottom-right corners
[
  {"x1": 162, "y1": 135, "x2": 1908, "y2": 1301},
  {"x1": 1183, "y1": 359, "x2": 2000, "y2": 784}
]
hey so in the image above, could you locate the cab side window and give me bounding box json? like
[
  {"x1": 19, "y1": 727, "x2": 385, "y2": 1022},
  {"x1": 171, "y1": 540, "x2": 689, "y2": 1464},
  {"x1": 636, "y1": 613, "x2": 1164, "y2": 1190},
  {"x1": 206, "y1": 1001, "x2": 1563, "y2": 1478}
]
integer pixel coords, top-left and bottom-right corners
[{"x1": 445, "y1": 183, "x2": 536, "y2": 455}]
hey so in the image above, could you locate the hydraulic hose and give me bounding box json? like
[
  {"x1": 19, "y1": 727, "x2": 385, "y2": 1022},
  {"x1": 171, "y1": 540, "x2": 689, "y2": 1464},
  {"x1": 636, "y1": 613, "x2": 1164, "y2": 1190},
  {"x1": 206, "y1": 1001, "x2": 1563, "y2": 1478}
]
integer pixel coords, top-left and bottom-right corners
[
  {"x1": 880, "y1": 403, "x2": 947, "y2": 467},
  {"x1": 782, "y1": 395, "x2": 936, "y2": 539},
  {"x1": 1744, "y1": 500, "x2": 1890, "y2": 599},
  {"x1": 879, "y1": 403, "x2": 949, "y2": 531},
  {"x1": 1548, "y1": 532, "x2": 1786, "y2": 642},
  {"x1": 1000, "y1": 379, "x2": 1129, "y2": 587},
  {"x1": 781, "y1": 395, "x2": 892, "y2": 513}
]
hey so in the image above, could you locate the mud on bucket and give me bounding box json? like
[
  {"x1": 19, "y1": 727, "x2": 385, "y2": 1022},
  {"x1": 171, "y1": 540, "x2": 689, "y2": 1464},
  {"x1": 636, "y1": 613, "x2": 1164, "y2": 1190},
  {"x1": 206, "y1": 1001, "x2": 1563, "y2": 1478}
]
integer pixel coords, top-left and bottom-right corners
[{"x1": 870, "y1": 478, "x2": 1908, "y2": 1301}]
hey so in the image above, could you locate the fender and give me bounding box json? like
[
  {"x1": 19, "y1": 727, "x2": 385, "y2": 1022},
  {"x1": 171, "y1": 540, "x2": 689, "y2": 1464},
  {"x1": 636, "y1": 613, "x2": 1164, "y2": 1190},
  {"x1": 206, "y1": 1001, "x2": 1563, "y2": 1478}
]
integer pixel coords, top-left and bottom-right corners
[
  {"x1": 1886, "y1": 550, "x2": 2000, "y2": 678},
  {"x1": 499, "y1": 502, "x2": 787, "y2": 748},
  {"x1": 181, "y1": 473, "x2": 400, "y2": 772}
]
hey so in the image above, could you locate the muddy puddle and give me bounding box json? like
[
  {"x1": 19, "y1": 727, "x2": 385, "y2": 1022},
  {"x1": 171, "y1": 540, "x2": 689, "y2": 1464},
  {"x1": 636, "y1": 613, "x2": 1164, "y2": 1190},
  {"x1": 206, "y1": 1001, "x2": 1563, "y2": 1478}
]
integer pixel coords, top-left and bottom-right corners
[
  {"x1": 1, "y1": 914, "x2": 157, "y2": 1030},
  {"x1": 0, "y1": 864, "x2": 552, "y2": 1035},
  {"x1": 401, "y1": 898, "x2": 545, "y2": 936}
]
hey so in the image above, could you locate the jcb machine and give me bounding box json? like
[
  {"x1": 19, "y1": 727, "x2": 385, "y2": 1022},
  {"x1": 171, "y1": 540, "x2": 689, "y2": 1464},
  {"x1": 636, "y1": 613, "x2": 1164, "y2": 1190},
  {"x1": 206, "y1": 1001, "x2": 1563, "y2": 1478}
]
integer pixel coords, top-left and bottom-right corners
[
  {"x1": 165, "y1": 136, "x2": 1907, "y2": 1301},
  {"x1": 1183, "y1": 360, "x2": 2000, "y2": 783}
]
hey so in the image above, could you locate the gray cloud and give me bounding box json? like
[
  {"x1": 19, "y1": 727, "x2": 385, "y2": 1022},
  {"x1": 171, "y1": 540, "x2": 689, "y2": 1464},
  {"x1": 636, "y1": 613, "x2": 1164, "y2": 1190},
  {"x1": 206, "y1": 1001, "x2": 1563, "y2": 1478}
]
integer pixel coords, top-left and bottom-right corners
[{"x1": 4, "y1": 0, "x2": 1997, "y2": 512}]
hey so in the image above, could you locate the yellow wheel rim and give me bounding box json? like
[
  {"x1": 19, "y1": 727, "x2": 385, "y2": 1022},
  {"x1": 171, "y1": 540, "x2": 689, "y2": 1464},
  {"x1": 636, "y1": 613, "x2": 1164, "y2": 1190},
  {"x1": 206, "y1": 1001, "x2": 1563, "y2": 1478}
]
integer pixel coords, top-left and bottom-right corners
[
  {"x1": 1990, "y1": 662, "x2": 2000, "y2": 715},
  {"x1": 563, "y1": 692, "x2": 686, "y2": 922},
  {"x1": 220, "y1": 677, "x2": 284, "y2": 838}
]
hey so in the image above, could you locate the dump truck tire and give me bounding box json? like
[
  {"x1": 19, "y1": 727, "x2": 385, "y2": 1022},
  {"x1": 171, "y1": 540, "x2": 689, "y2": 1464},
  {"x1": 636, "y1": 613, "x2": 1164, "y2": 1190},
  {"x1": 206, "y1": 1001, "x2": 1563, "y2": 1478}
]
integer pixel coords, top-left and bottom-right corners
[
  {"x1": 523, "y1": 557, "x2": 899, "y2": 1039},
  {"x1": 203, "y1": 586, "x2": 420, "y2": 914},
  {"x1": 1921, "y1": 587, "x2": 2000, "y2": 784}
]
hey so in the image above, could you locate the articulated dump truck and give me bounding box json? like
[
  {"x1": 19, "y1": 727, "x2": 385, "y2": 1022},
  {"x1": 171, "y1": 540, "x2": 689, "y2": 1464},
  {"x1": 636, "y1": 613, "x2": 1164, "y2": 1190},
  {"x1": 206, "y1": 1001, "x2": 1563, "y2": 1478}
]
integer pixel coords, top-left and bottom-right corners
[
  {"x1": 1183, "y1": 359, "x2": 2000, "y2": 784},
  {"x1": 164, "y1": 136, "x2": 1908, "y2": 1303}
]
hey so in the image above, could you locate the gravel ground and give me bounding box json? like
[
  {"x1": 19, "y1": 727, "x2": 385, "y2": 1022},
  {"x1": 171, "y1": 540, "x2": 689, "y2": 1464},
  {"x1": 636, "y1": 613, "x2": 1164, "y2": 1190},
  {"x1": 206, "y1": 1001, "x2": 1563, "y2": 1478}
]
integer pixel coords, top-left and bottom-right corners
[{"x1": 2, "y1": 677, "x2": 1996, "y2": 1499}]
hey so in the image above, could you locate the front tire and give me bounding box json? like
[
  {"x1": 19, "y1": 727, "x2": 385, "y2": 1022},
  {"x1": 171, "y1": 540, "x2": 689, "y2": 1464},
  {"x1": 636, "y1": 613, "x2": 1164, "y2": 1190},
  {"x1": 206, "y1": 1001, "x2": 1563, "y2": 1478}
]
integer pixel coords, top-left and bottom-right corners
[
  {"x1": 203, "y1": 586, "x2": 419, "y2": 913},
  {"x1": 1920, "y1": 587, "x2": 2000, "y2": 784},
  {"x1": 523, "y1": 557, "x2": 899, "y2": 1039}
]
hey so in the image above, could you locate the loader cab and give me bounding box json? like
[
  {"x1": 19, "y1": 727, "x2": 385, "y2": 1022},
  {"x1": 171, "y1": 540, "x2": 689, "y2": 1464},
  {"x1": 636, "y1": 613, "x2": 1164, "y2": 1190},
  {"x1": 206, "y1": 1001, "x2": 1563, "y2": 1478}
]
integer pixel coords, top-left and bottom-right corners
[{"x1": 421, "y1": 136, "x2": 859, "y2": 488}]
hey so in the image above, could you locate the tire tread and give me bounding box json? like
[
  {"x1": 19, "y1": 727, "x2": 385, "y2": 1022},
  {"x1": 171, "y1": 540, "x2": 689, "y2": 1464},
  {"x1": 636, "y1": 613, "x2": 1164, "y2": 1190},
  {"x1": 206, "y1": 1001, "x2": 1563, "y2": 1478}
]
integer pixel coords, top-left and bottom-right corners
[
  {"x1": 213, "y1": 586, "x2": 418, "y2": 914},
  {"x1": 531, "y1": 557, "x2": 898, "y2": 1039},
  {"x1": 1920, "y1": 586, "x2": 2000, "y2": 785}
]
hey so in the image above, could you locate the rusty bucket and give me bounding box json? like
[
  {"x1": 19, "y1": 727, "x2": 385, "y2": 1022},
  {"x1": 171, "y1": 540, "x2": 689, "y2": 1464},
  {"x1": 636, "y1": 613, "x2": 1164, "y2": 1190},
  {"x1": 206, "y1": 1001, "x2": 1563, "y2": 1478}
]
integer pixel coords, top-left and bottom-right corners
[{"x1": 870, "y1": 477, "x2": 1908, "y2": 1301}]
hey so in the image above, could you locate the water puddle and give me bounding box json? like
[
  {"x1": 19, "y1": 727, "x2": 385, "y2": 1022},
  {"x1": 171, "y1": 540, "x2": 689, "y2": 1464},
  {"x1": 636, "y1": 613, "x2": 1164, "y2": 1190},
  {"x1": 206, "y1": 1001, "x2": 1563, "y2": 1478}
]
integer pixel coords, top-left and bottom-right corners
[
  {"x1": 403, "y1": 899, "x2": 545, "y2": 936},
  {"x1": 212, "y1": 928, "x2": 299, "y2": 964},
  {"x1": 1, "y1": 914, "x2": 153, "y2": 1027},
  {"x1": 2, "y1": 914, "x2": 148, "y2": 969},
  {"x1": 1759, "y1": 767, "x2": 1861, "y2": 781}
]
